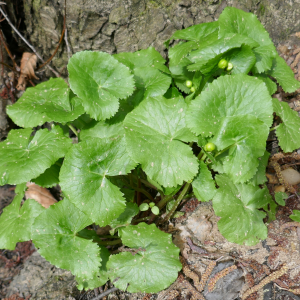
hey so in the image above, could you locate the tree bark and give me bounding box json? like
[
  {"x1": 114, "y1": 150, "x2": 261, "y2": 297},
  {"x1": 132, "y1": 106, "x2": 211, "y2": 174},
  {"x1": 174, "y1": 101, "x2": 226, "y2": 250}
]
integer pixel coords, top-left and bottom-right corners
[{"x1": 17, "y1": 0, "x2": 300, "y2": 76}]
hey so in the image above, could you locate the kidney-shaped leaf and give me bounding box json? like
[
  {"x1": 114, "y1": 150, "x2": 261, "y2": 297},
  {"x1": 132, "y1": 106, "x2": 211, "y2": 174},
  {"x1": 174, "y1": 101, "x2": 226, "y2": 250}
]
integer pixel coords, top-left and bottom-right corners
[
  {"x1": 211, "y1": 115, "x2": 269, "y2": 183},
  {"x1": 7, "y1": 78, "x2": 84, "y2": 128},
  {"x1": 187, "y1": 74, "x2": 273, "y2": 137},
  {"x1": 32, "y1": 199, "x2": 101, "y2": 281},
  {"x1": 0, "y1": 126, "x2": 72, "y2": 184},
  {"x1": 107, "y1": 223, "x2": 182, "y2": 293},
  {"x1": 60, "y1": 136, "x2": 136, "y2": 226},
  {"x1": 213, "y1": 175, "x2": 268, "y2": 246},
  {"x1": 272, "y1": 98, "x2": 300, "y2": 152},
  {"x1": 0, "y1": 184, "x2": 45, "y2": 250},
  {"x1": 68, "y1": 51, "x2": 135, "y2": 121},
  {"x1": 124, "y1": 95, "x2": 198, "y2": 187}
]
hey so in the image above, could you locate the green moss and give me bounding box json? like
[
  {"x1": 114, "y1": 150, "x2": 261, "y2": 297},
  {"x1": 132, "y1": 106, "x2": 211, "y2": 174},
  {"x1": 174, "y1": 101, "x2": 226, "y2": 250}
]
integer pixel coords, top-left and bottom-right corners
[
  {"x1": 258, "y1": 4, "x2": 265, "y2": 15},
  {"x1": 32, "y1": 0, "x2": 41, "y2": 13}
]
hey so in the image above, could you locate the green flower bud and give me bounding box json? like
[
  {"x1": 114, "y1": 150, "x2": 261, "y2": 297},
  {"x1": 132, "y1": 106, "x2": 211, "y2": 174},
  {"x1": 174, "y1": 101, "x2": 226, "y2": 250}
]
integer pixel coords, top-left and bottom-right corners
[
  {"x1": 218, "y1": 59, "x2": 228, "y2": 69},
  {"x1": 226, "y1": 62, "x2": 233, "y2": 71},
  {"x1": 185, "y1": 80, "x2": 193, "y2": 88},
  {"x1": 204, "y1": 142, "x2": 216, "y2": 152},
  {"x1": 190, "y1": 86, "x2": 196, "y2": 93}
]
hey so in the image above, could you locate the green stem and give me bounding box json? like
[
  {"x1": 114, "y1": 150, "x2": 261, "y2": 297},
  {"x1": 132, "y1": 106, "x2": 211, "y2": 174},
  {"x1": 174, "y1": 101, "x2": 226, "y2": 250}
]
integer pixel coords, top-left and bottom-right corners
[
  {"x1": 197, "y1": 149, "x2": 205, "y2": 160},
  {"x1": 121, "y1": 178, "x2": 155, "y2": 202},
  {"x1": 270, "y1": 125, "x2": 279, "y2": 132},
  {"x1": 68, "y1": 124, "x2": 78, "y2": 137},
  {"x1": 200, "y1": 153, "x2": 207, "y2": 161},
  {"x1": 157, "y1": 190, "x2": 177, "y2": 209},
  {"x1": 96, "y1": 239, "x2": 122, "y2": 246},
  {"x1": 214, "y1": 144, "x2": 233, "y2": 158},
  {"x1": 133, "y1": 216, "x2": 151, "y2": 223},
  {"x1": 160, "y1": 182, "x2": 191, "y2": 223},
  {"x1": 98, "y1": 235, "x2": 120, "y2": 239},
  {"x1": 140, "y1": 178, "x2": 158, "y2": 190}
]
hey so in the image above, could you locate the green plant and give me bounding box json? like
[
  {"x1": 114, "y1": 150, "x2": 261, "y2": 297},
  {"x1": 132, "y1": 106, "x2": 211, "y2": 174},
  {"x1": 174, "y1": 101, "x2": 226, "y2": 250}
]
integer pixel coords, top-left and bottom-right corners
[{"x1": 0, "y1": 6, "x2": 300, "y2": 293}]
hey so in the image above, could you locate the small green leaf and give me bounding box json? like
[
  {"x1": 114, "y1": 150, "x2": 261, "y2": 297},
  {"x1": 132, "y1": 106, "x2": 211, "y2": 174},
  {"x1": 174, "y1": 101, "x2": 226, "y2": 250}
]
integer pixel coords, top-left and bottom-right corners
[
  {"x1": 32, "y1": 199, "x2": 101, "y2": 281},
  {"x1": 60, "y1": 136, "x2": 136, "y2": 226},
  {"x1": 0, "y1": 184, "x2": 45, "y2": 250},
  {"x1": 272, "y1": 98, "x2": 300, "y2": 152},
  {"x1": 107, "y1": 223, "x2": 181, "y2": 293},
  {"x1": 211, "y1": 115, "x2": 269, "y2": 183},
  {"x1": 187, "y1": 74, "x2": 273, "y2": 137},
  {"x1": 192, "y1": 161, "x2": 216, "y2": 202},
  {"x1": 251, "y1": 45, "x2": 277, "y2": 73},
  {"x1": 76, "y1": 245, "x2": 110, "y2": 290},
  {"x1": 274, "y1": 192, "x2": 288, "y2": 206},
  {"x1": 213, "y1": 175, "x2": 268, "y2": 246},
  {"x1": 68, "y1": 51, "x2": 135, "y2": 121},
  {"x1": 248, "y1": 151, "x2": 270, "y2": 186},
  {"x1": 7, "y1": 78, "x2": 85, "y2": 128},
  {"x1": 169, "y1": 41, "x2": 198, "y2": 66},
  {"x1": 0, "y1": 127, "x2": 72, "y2": 184},
  {"x1": 110, "y1": 202, "x2": 139, "y2": 233},
  {"x1": 290, "y1": 210, "x2": 300, "y2": 222},
  {"x1": 268, "y1": 55, "x2": 300, "y2": 93},
  {"x1": 124, "y1": 95, "x2": 198, "y2": 187},
  {"x1": 151, "y1": 206, "x2": 159, "y2": 215}
]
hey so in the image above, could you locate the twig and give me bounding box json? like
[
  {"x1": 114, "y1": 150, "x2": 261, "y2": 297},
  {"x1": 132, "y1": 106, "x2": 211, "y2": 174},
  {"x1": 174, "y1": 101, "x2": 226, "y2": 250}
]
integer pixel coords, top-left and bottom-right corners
[
  {"x1": 90, "y1": 287, "x2": 118, "y2": 300},
  {"x1": 64, "y1": 27, "x2": 71, "y2": 60},
  {"x1": 0, "y1": 6, "x2": 60, "y2": 77},
  {"x1": 0, "y1": 30, "x2": 16, "y2": 68}
]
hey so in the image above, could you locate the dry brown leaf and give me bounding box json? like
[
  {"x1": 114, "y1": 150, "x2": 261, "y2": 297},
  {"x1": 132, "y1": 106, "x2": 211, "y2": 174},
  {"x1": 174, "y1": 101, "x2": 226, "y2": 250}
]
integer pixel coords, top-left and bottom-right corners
[
  {"x1": 25, "y1": 182, "x2": 57, "y2": 208},
  {"x1": 16, "y1": 52, "x2": 39, "y2": 91},
  {"x1": 295, "y1": 32, "x2": 300, "y2": 38}
]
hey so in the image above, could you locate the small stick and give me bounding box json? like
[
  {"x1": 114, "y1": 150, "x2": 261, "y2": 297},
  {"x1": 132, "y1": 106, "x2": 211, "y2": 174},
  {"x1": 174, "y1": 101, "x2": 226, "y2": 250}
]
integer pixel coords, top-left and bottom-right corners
[
  {"x1": 90, "y1": 287, "x2": 118, "y2": 300},
  {"x1": 0, "y1": 30, "x2": 16, "y2": 68},
  {"x1": 0, "y1": 5, "x2": 60, "y2": 77}
]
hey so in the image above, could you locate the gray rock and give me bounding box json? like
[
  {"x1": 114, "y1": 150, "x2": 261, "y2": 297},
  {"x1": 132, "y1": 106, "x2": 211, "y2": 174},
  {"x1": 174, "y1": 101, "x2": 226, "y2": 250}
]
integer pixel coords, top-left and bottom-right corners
[{"x1": 6, "y1": 251, "x2": 79, "y2": 300}]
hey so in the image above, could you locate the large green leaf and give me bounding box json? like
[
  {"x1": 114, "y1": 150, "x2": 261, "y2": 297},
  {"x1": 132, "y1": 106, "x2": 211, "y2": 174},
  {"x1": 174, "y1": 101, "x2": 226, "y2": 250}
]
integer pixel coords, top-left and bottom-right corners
[
  {"x1": 268, "y1": 55, "x2": 300, "y2": 93},
  {"x1": 0, "y1": 184, "x2": 45, "y2": 250},
  {"x1": 218, "y1": 7, "x2": 277, "y2": 73},
  {"x1": 255, "y1": 74, "x2": 277, "y2": 95},
  {"x1": 124, "y1": 95, "x2": 198, "y2": 187},
  {"x1": 211, "y1": 115, "x2": 269, "y2": 183},
  {"x1": 133, "y1": 67, "x2": 171, "y2": 98},
  {"x1": 59, "y1": 136, "x2": 136, "y2": 226},
  {"x1": 168, "y1": 41, "x2": 199, "y2": 66},
  {"x1": 32, "y1": 199, "x2": 101, "y2": 282},
  {"x1": 7, "y1": 78, "x2": 84, "y2": 128},
  {"x1": 68, "y1": 51, "x2": 135, "y2": 121},
  {"x1": 252, "y1": 45, "x2": 277, "y2": 73},
  {"x1": 0, "y1": 126, "x2": 72, "y2": 184},
  {"x1": 248, "y1": 151, "x2": 270, "y2": 186},
  {"x1": 107, "y1": 223, "x2": 182, "y2": 293},
  {"x1": 213, "y1": 175, "x2": 268, "y2": 246},
  {"x1": 114, "y1": 47, "x2": 166, "y2": 71},
  {"x1": 218, "y1": 7, "x2": 273, "y2": 47},
  {"x1": 187, "y1": 33, "x2": 259, "y2": 72},
  {"x1": 272, "y1": 98, "x2": 300, "y2": 152},
  {"x1": 192, "y1": 161, "x2": 216, "y2": 202},
  {"x1": 169, "y1": 21, "x2": 219, "y2": 42},
  {"x1": 187, "y1": 74, "x2": 273, "y2": 137},
  {"x1": 76, "y1": 245, "x2": 110, "y2": 290}
]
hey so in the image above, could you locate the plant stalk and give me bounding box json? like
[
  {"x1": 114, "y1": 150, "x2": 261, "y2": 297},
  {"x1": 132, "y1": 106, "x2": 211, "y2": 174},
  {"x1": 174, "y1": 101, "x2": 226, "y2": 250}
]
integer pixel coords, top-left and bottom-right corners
[{"x1": 68, "y1": 124, "x2": 78, "y2": 137}]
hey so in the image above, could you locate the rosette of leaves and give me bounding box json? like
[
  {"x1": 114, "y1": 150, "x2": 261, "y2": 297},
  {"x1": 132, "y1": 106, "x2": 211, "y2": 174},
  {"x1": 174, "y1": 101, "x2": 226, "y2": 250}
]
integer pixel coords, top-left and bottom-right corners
[{"x1": 107, "y1": 223, "x2": 181, "y2": 293}]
